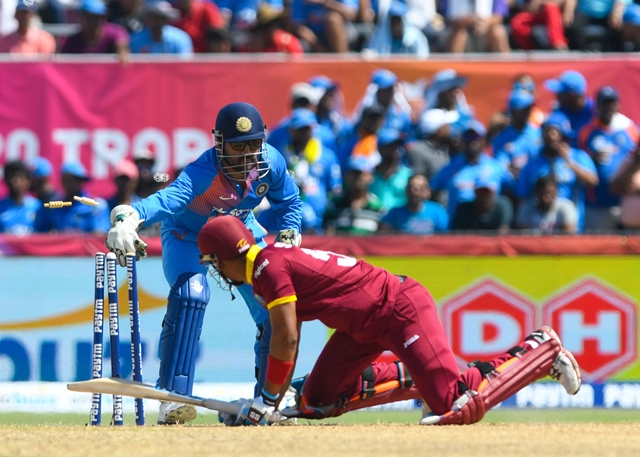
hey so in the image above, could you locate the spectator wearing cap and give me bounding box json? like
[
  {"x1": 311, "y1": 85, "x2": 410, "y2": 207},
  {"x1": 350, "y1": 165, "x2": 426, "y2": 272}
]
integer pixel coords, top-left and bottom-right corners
[
  {"x1": 240, "y1": 3, "x2": 303, "y2": 54},
  {"x1": 174, "y1": 0, "x2": 223, "y2": 53},
  {"x1": 545, "y1": 70, "x2": 596, "y2": 142},
  {"x1": 451, "y1": 178, "x2": 513, "y2": 234},
  {"x1": 363, "y1": 1, "x2": 429, "y2": 58},
  {"x1": 565, "y1": 0, "x2": 627, "y2": 52},
  {"x1": 260, "y1": 108, "x2": 341, "y2": 233},
  {"x1": 610, "y1": 138, "x2": 640, "y2": 230},
  {"x1": 423, "y1": 69, "x2": 476, "y2": 138},
  {"x1": 0, "y1": 160, "x2": 42, "y2": 235},
  {"x1": 34, "y1": 162, "x2": 110, "y2": 234},
  {"x1": 406, "y1": 108, "x2": 460, "y2": 181},
  {"x1": 337, "y1": 102, "x2": 386, "y2": 170},
  {"x1": 517, "y1": 112, "x2": 598, "y2": 232},
  {"x1": 431, "y1": 120, "x2": 514, "y2": 218},
  {"x1": 510, "y1": 0, "x2": 570, "y2": 51},
  {"x1": 354, "y1": 69, "x2": 413, "y2": 139},
  {"x1": 133, "y1": 148, "x2": 157, "y2": 199},
  {"x1": 577, "y1": 85, "x2": 639, "y2": 231},
  {"x1": 492, "y1": 90, "x2": 543, "y2": 180},
  {"x1": 379, "y1": 173, "x2": 448, "y2": 234},
  {"x1": 61, "y1": 0, "x2": 130, "y2": 63},
  {"x1": 323, "y1": 155, "x2": 384, "y2": 235},
  {"x1": 309, "y1": 75, "x2": 348, "y2": 142},
  {"x1": 107, "y1": 160, "x2": 141, "y2": 211},
  {"x1": 130, "y1": 1, "x2": 192, "y2": 55},
  {"x1": 289, "y1": 0, "x2": 358, "y2": 53},
  {"x1": 26, "y1": 157, "x2": 56, "y2": 203},
  {"x1": 369, "y1": 129, "x2": 413, "y2": 210},
  {"x1": 107, "y1": 0, "x2": 145, "y2": 35},
  {"x1": 440, "y1": 0, "x2": 510, "y2": 53},
  {"x1": 0, "y1": 0, "x2": 56, "y2": 54},
  {"x1": 267, "y1": 82, "x2": 336, "y2": 157},
  {"x1": 515, "y1": 174, "x2": 578, "y2": 234}
]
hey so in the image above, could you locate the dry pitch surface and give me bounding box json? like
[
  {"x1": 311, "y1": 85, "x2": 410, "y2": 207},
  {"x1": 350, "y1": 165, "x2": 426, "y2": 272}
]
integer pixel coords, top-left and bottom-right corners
[{"x1": 1, "y1": 423, "x2": 639, "y2": 457}]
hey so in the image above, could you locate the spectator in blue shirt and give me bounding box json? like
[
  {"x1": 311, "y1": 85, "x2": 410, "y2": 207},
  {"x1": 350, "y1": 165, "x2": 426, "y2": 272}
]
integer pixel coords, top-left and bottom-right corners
[
  {"x1": 130, "y1": 1, "x2": 193, "y2": 55},
  {"x1": 544, "y1": 70, "x2": 596, "y2": 142},
  {"x1": 379, "y1": 173, "x2": 449, "y2": 234},
  {"x1": 308, "y1": 75, "x2": 349, "y2": 144},
  {"x1": 34, "y1": 162, "x2": 111, "y2": 234},
  {"x1": 290, "y1": 0, "x2": 359, "y2": 52},
  {"x1": 259, "y1": 108, "x2": 342, "y2": 233},
  {"x1": 431, "y1": 120, "x2": 514, "y2": 218},
  {"x1": 352, "y1": 69, "x2": 413, "y2": 139},
  {"x1": 517, "y1": 112, "x2": 599, "y2": 232},
  {"x1": 492, "y1": 90, "x2": 543, "y2": 179},
  {"x1": 267, "y1": 82, "x2": 336, "y2": 155},
  {"x1": 577, "y1": 85, "x2": 639, "y2": 231},
  {"x1": 26, "y1": 157, "x2": 56, "y2": 204},
  {"x1": 0, "y1": 161, "x2": 42, "y2": 235}
]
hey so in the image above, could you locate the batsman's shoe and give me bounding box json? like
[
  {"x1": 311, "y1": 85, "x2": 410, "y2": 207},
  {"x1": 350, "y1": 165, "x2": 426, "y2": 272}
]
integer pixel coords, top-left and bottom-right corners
[
  {"x1": 526, "y1": 326, "x2": 582, "y2": 395},
  {"x1": 157, "y1": 402, "x2": 197, "y2": 425}
]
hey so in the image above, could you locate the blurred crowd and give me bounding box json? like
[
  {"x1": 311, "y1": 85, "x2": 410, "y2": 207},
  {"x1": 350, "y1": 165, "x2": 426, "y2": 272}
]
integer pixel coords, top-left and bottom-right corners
[
  {"x1": 4, "y1": 0, "x2": 640, "y2": 57},
  {"x1": 3, "y1": 66, "x2": 640, "y2": 237}
]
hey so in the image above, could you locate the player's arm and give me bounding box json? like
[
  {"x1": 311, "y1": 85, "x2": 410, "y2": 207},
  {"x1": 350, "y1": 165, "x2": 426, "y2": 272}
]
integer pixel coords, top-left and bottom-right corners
[{"x1": 263, "y1": 301, "x2": 298, "y2": 398}]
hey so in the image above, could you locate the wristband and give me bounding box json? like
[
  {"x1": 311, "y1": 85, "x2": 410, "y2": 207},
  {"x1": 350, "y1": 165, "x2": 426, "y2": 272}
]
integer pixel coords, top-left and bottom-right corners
[
  {"x1": 261, "y1": 389, "x2": 279, "y2": 407},
  {"x1": 266, "y1": 354, "x2": 294, "y2": 386}
]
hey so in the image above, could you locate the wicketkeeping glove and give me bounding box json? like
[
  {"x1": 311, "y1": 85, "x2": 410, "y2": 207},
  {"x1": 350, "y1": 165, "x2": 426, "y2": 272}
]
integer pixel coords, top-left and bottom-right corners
[
  {"x1": 276, "y1": 229, "x2": 302, "y2": 247},
  {"x1": 240, "y1": 395, "x2": 280, "y2": 426},
  {"x1": 105, "y1": 205, "x2": 148, "y2": 267}
]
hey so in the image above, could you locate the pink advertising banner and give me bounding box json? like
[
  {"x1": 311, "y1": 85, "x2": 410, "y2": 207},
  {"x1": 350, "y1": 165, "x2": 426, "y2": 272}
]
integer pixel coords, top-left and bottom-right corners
[{"x1": 2, "y1": 57, "x2": 640, "y2": 198}]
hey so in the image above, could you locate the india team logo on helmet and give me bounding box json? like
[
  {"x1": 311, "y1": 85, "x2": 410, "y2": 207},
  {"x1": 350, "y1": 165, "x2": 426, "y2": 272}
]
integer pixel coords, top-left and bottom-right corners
[{"x1": 213, "y1": 102, "x2": 270, "y2": 183}]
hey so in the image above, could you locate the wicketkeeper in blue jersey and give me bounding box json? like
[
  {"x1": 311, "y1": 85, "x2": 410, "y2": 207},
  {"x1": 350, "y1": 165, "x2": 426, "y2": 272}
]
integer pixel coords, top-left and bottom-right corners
[{"x1": 105, "y1": 102, "x2": 303, "y2": 424}]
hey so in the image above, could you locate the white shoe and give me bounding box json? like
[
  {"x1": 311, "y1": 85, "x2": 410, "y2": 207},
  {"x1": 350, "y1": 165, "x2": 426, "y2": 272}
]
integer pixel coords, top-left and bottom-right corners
[
  {"x1": 527, "y1": 326, "x2": 582, "y2": 395},
  {"x1": 158, "y1": 402, "x2": 197, "y2": 425}
]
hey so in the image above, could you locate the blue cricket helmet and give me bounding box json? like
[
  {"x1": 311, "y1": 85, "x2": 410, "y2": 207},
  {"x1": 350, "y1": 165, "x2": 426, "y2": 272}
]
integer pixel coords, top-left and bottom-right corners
[
  {"x1": 213, "y1": 102, "x2": 270, "y2": 182},
  {"x1": 214, "y1": 102, "x2": 266, "y2": 143}
]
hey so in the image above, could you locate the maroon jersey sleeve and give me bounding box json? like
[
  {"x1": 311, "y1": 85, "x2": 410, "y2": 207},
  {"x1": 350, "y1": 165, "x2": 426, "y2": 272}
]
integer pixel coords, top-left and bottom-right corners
[{"x1": 250, "y1": 247, "x2": 297, "y2": 310}]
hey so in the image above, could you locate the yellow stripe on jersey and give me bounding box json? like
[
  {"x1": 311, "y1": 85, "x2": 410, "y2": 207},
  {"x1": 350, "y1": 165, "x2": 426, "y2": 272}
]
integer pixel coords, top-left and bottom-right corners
[
  {"x1": 267, "y1": 295, "x2": 297, "y2": 310},
  {"x1": 245, "y1": 244, "x2": 263, "y2": 285}
]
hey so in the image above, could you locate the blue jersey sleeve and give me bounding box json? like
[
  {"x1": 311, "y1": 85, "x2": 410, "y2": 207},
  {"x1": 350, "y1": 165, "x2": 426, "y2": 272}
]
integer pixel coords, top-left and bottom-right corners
[
  {"x1": 572, "y1": 148, "x2": 597, "y2": 176},
  {"x1": 264, "y1": 144, "x2": 303, "y2": 232},
  {"x1": 133, "y1": 152, "x2": 209, "y2": 226}
]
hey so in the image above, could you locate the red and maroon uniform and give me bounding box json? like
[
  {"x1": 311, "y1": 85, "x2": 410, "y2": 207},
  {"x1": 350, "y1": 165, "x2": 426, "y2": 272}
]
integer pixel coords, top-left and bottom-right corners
[{"x1": 247, "y1": 244, "x2": 512, "y2": 415}]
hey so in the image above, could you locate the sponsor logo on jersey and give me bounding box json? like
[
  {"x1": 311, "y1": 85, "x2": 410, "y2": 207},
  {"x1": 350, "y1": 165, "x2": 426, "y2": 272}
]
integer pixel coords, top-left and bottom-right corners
[
  {"x1": 403, "y1": 334, "x2": 419, "y2": 348},
  {"x1": 254, "y1": 259, "x2": 270, "y2": 279},
  {"x1": 255, "y1": 182, "x2": 269, "y2": 197}
]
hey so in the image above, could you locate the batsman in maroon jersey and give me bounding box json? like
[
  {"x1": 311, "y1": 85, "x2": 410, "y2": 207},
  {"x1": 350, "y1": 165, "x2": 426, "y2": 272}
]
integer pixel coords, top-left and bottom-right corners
[{"x1": 197, "y1": 215, "x2": 582, "y2": 426}]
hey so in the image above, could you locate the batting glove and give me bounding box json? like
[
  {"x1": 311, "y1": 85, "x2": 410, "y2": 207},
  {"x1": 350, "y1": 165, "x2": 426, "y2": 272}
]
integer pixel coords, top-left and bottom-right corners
[
  {"x1": 276, "y1": 229, "x2": 302, "y2": 247},
  {"x1": 240, "y1": 395, "x2": 280, "y2": 426},
  {"x1": 105, "y1": 205, "x2": 148, "y2": 267}
]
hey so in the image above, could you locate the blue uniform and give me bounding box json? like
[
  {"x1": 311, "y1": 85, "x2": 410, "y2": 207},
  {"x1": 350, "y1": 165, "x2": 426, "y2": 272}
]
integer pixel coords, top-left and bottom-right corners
[
  {"x1": 132, "y1": 143, "x2": 301, "y2": 394},
  {"x1": 431, "y1": 153, "x2": 514, "y2": 217},
  {"x1": 381, "y1": 201, "x2": 449, "y2": 234},
  {"x1": 34, "y1": 192, "x2": 110, "y2": 233},
  {"x1": 0, "y1": 195, "x2": 41, "y2": 235},
  {"x1": 516, "y1": 148, "x2": 597, "y2": 231},
  {"x1": 577, "y1": 114, "x2": 639, "y2": 207},
  {"x1": 268, "y1": 118, "x2": 337, "y2": 157},
  {"x1": 554, "y1": 98, "x2": 596, "y2": 144},
  {"x1": 492, "y1": 124, "x2": 542, "y2": 172},
  {"x1": 130, "y1": 25, "x2": 193, "y2": 55}
]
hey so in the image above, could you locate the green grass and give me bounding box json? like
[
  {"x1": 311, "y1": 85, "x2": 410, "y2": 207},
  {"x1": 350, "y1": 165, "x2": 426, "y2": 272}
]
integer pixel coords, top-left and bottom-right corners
[{"x1": 1, "y1": 409, "x2": 640, "y2": 426}]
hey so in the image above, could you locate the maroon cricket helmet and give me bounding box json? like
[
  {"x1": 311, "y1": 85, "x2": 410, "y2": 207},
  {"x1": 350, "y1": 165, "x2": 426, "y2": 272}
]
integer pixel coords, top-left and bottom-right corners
[{"x1": 198, "y1": 215, "x2": 255, "y2": 263}]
